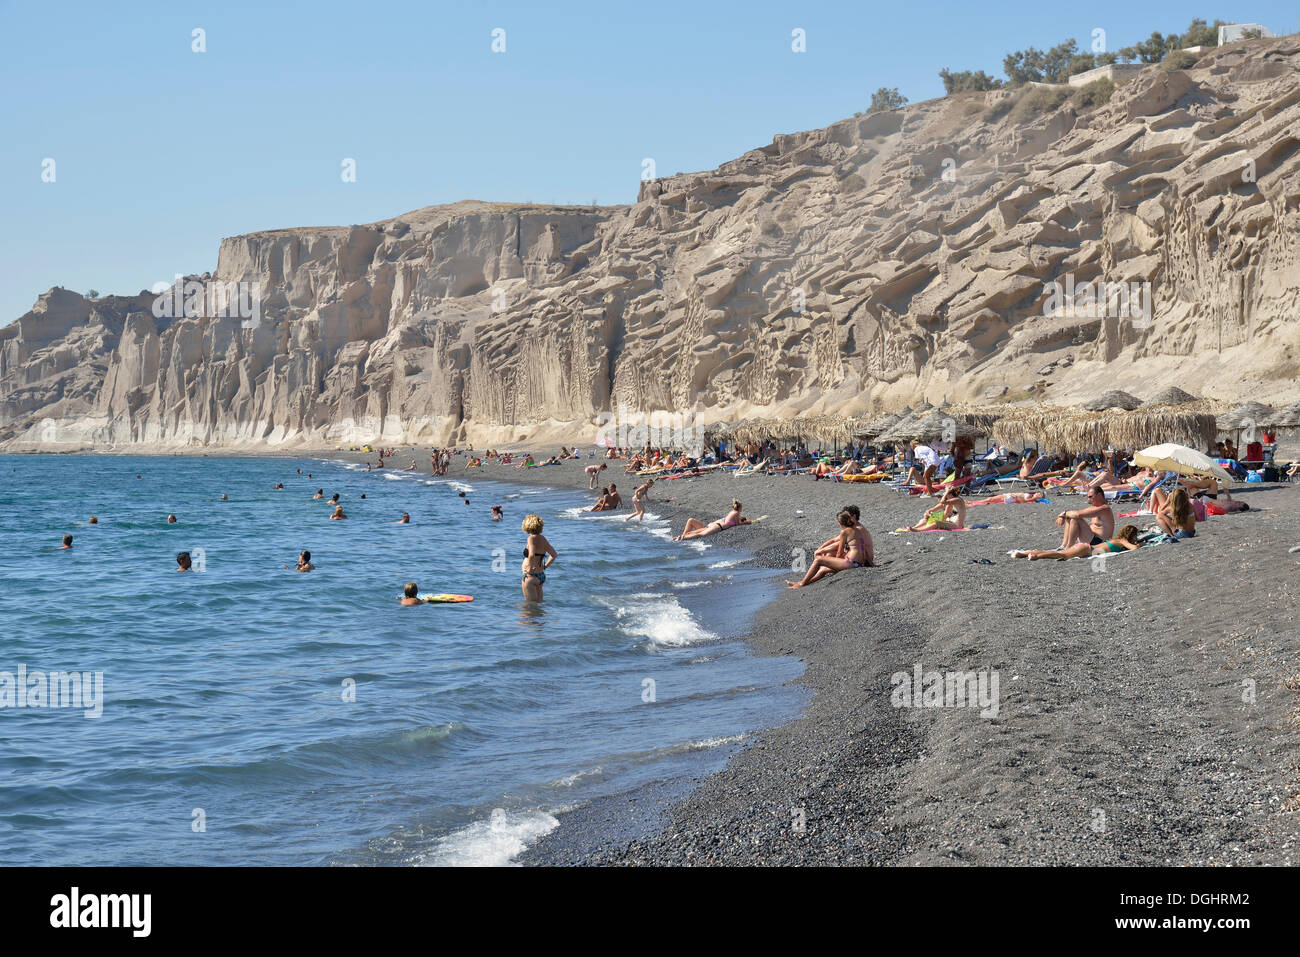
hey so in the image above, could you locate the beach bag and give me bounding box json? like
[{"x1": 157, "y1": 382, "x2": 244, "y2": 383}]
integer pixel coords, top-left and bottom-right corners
[{"x1": 1246, "y1": 470, "x2": 1263, "y2": 483}]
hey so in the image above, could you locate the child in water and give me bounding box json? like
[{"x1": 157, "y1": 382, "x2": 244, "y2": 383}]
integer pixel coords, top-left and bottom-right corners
[
  {"x1": 399, "y1": 582, "x2": 424, "y2": 606},
  {"x1": 177, "y1": 551, "x2": 192, "y2": 571}
]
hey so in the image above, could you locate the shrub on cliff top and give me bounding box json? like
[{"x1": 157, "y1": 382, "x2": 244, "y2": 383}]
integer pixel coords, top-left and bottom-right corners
[{"x1": 1072, "y1": 77, "x2": 1115, "y2": 109}]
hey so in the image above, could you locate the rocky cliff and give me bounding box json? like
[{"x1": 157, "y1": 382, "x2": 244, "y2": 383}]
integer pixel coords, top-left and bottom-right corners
[{"x1": 4, "y1": 36, "x2": 1300, "y2": 450}]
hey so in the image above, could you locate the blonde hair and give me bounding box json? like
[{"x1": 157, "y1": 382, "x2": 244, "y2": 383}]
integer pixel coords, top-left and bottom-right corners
[{"x1": 522, "y1": 513, "x2": 544, "y2": 534}]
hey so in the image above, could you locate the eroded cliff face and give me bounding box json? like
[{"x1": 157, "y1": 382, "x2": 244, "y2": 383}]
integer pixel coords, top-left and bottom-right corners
[{"x1": 4, "y1": 37, "x2": 1300, "y2": 450}]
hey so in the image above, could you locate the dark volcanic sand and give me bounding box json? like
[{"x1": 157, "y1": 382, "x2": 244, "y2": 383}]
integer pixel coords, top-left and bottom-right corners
[{"x1": 345, "y1": 450, "x2": 1300, "y2": 865}]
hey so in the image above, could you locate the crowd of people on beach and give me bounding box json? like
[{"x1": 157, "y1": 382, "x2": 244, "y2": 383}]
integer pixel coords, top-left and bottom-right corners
[{"x1": 52, "y1": 427, "x2": 1280, "y2": 616}]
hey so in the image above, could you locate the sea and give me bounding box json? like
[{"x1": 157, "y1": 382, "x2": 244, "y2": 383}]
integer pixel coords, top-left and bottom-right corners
[{"x1": 0, "y1": 454, "x2": 804, "y2": 865}]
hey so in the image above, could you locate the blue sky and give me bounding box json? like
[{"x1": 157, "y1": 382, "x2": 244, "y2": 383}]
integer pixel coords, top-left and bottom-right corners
[{"x1": 1, "y1": 0, "x2": 1295, "y2": 321}]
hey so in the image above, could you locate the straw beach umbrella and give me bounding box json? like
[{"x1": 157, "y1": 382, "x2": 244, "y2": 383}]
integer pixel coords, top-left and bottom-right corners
[
  {"x1": 1217, "y1": 402, "x2": 1275, "y2": 433},
  {"x1": 1082, "y1": 390, "x2": 1142, "y2": 412},
  {"x1": 1140, "y1": 386, "x2": 1199, "y2": 407}
]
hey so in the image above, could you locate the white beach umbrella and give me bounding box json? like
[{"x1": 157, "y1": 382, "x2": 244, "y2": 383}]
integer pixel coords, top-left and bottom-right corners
[{"x1": 1132, "y1": 443, "x2": 1232, "y2": 483}]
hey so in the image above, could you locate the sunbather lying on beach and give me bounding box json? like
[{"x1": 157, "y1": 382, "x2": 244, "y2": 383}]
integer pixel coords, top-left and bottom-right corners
[
  {"x1": 904, "y1": 488, "x2": 966, "y2": 531},
  {"x1": 674, "y1": 500, "x2": 749, "y2": 540},
  {"x1": 968, "y1": 491, "x2": 1045, "y2": 506},
  {"x1": 1011, "y1": 524, "x2": 1140, "y2": 561},
  {"x1": 1182, "y1": 474, "x2": 1220, "y2": 498},
  {"x1": 788, "y1": 511, "x2": 871, "y2": 587}
]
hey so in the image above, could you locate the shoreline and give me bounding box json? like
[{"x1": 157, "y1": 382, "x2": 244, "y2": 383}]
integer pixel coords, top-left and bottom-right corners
[
  {"x1": 429, "y1": 450, "x2": 1300, "y2": 865},
  {"x1": 10, "y1": 446, "x2": 1300, "y2": 864}
]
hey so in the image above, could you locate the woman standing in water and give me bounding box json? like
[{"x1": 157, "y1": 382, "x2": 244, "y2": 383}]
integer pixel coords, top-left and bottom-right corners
[{"x1": 521, "y1": 513, "x2": 557, "y2": 601}]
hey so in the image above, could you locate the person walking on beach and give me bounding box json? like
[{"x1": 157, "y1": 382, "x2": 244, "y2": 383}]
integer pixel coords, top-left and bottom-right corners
[
  {"x1": 1055, "y1": 485, "x2": 1114, "y2": 548},
  {"x1": 625, "y1": 479, "x2": 654, "y2": 522},
  {"x1": 586, "y1": 462, "x2": 607, "y2": 489},
  {"x1": 521, "y1": 513, "x2": 557, "y2": 601}
]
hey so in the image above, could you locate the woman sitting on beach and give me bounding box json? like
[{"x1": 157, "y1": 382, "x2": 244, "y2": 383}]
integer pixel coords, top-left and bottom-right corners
[
  {"x1": 521, "y1": 514, "x2": 557, "y2": 601},
  {"x1": 904, "y1": 488, "x2": 966, "y2": 531},
  {"x1": 674, "y1": 500, "x2": 749, "y2": 540},
  {"x1": 1011, "y1": 524, "x2": 1140, "y2": 561},
  {"x1": 814, "y1": 505, "x2": 874, "y2": 564},
  {"x1": 787, "y1": 511, "x2": 871, "y2": 588},
  {"x1": 1151, "y1": 487, "x2": 1196, "y2": 539},
  {"x1": 968, "y1": 491, "x2": 1045, "y2": 506}
]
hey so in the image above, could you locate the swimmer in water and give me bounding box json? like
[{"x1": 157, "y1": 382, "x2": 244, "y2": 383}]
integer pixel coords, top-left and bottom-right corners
[
  {"x1": 167, "y1": 514, "x2": 178, "y2": 524},
  {"x1": 220, "y1": 494, "x2": 229, "y2": 501},
  {"x1": 330, "y1": 505, "x2": 348, "y2": 520},
  {"x1": 88, "y1": 516, "x2": 98, "y2": 525},
  {"x1": 177, "y1": 551, "x2": 192, "y2": 571},
  {"x1": 399, "y1": 582, "x2": 424, "y2": 606},
  {"x1": 284, "y1": 550, "x2": 315, "y2": 572},
  {"x1": 313, "y1": 489, "x2": 324, "y2": 500},
  {"x1": 396, "y1": 513, "x2": 411, "y2": 524},
  {"x1": 328, "y1": 494, "x2": 340, "y2": 506},
  {"x1": 59, "y1": 534, "x2": 73, "y2": 550},
  {"x1": 273, "y1": 483, "x2": 285, "y2": 490},
  {"x1": 491, "y1": 505, "x2": 503, "y2": 521}
]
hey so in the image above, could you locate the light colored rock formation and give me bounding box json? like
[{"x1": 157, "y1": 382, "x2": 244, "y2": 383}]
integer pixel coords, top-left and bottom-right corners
[{"x1": 4, "y1": 37, "x2": 1300, "y2": 450}]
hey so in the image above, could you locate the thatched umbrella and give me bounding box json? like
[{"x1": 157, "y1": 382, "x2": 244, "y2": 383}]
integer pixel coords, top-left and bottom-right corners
[
  {"x1": 852, "y1": 410, "x2": 902, "y2": 440},
  {"x1": 1141, "y1": 386, "x2": 1200, "y2": 407},
  {"x1": 1082, "y1": 390, "x2": 1142, "y2": 412},
  {"x1": 991, "y1": 406, "x2": 1074, "y2": 452},
  {"x1": 895, "y1": 410, "x2": 987, "y2": 442},
  {"x1": 1217, "y1": 402, "x2": 1275, "y2": 432},
  {"x1": 1263, "y1": 403, "x2": 1300, "y2": 429},
  {"x1": 1064, "y1": 408, "x2": 1217, "y2": 453}
]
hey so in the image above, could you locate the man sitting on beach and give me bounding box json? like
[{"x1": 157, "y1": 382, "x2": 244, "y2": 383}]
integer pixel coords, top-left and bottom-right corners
[
  {"x1": 1055, "y1": 485, "x2": 1114, "y2": 548},
  {"x1": 606, "y1": 484, "x2": 623, "y2": 508}
]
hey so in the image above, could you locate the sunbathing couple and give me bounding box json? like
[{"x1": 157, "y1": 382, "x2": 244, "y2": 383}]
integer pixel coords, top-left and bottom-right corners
[
  {"x1": 589, "y1": 485, "x2": 623, "y2": 511},
  {"x1": 788, "y1": 506, "x2": 874, "y2": 587},
  {"x1": 675, "y1": 499, "x2": 749, "y2": 540},
  {"x1": 1010, "y1": 485, "x2": 1123, "y2": 560}
]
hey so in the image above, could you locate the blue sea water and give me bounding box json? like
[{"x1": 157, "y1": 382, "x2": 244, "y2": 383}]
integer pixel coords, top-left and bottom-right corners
[{"x1": 0, "y1": 454, "x2": 803, "y2": 865}]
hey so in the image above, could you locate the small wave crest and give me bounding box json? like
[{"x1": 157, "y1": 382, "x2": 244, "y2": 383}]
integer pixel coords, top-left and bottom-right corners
[{"x1": 417, "y1": 809, "x2": 560, "y2": 867}]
